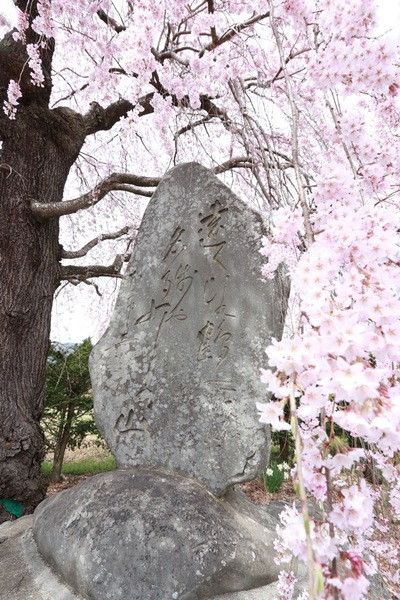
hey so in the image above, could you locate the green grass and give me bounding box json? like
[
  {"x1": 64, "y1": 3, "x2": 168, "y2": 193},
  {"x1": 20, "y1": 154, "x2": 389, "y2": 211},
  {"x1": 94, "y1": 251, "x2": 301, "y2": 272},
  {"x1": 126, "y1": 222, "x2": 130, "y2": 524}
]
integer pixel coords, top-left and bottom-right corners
[{"x1": 42, "y1": 455, "x2": 117, "y2": 477}]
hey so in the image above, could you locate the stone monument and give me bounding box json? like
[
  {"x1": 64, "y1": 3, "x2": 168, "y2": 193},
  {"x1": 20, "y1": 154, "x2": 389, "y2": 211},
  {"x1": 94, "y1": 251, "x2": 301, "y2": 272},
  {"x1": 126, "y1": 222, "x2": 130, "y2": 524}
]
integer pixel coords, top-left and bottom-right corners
[
  {"x1": 90, "y1": 161, "x2": 285, "y2": 495},
  {"x1": 32, "y1": 163, "x2": 291, "y2": 600}
]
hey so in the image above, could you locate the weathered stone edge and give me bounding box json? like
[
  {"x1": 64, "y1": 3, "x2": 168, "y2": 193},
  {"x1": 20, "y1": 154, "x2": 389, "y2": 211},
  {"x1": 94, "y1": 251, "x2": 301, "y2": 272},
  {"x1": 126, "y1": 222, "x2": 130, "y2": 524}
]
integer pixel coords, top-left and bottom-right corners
[{"x1": 23, "y1": 521, "x2": 84, "y2": 600}]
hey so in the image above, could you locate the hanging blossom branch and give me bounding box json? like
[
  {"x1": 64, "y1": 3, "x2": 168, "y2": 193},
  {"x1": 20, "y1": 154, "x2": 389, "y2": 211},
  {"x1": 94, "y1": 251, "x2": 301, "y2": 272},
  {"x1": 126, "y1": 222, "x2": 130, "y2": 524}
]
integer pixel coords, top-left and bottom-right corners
[
  {"x1": 324, "y1": 91, "x2": 366, "y2": 205},
  {"x1": 3, "y1": 80, "x2": 22, "y2": 120},
  {"x1": 61, "y1": 226, "x2": 133, "y2": 259},
  {"x1": 288, "y1": 374, "x2": 321, "y2": 598},
  {"x1": 258, "y1": 3, "x2": 400, "y2": 598},
  {"x1": 31, "y1": 157, "x2": 255, "y2": 220},
  {"x1": 268, "y1": 2, "x2": 314, "y2": 244},
  {"x1": 265, "y1": 3, "x2": 317, "y2": 598}
]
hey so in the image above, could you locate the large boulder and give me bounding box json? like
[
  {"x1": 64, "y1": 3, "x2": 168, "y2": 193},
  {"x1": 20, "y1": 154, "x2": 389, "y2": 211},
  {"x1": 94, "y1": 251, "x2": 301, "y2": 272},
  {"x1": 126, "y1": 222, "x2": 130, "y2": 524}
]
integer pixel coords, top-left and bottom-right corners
[{"x1": 33, "y1": 470, "x2": 282, "y2": 600}]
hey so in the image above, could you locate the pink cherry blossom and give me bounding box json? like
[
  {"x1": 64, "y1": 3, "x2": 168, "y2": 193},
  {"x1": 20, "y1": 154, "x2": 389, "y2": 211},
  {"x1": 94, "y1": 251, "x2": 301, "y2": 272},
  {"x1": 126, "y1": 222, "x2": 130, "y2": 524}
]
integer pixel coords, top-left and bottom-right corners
[
  {"x1": 3, "y1": 80, "x2": 22, "y2": 119},
  {"x1": 27, "y1": 44, "x2": 45, "y2": 87},
  {"x1": 256, "y1": 401, "x2": 291, "y2": 431}
]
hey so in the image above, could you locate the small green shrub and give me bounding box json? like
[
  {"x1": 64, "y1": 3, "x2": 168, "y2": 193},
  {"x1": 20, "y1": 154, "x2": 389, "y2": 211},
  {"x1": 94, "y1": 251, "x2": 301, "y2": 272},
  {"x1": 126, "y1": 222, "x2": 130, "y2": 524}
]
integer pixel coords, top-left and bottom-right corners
[{"x1": 261, "y1": 460, "x2": 291, "y2": 493}]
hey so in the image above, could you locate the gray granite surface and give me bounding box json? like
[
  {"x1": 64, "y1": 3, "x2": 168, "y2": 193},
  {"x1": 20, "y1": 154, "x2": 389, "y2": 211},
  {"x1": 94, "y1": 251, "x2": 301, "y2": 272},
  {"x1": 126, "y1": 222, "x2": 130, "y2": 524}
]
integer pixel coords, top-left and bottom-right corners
[
  {"x1": 90, "y1": 162, "x2": 286, "y2": 495},
  {"x1": 33, "y1": 470, "x2": 283, "y2": 600}
]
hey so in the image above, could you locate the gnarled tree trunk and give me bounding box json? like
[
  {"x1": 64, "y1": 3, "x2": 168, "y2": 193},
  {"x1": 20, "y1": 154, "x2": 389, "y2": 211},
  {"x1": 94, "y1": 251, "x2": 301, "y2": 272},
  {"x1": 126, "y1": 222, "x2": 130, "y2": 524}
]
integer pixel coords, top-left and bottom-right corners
[{"x1": 0, "y1": 22, "x2": 85, "y2": 520}]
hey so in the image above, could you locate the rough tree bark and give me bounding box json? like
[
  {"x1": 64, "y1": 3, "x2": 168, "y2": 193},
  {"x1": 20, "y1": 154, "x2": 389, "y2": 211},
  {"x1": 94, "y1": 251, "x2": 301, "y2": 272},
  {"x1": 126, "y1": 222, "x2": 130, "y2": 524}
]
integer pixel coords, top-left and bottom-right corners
[
  {"x1": 0, "y1": 11, "x2": 86, "y2": 520},
  {"x1": 0, "y1": 107, "x2": 85, "y2": 517},
  {"x1": 0, "y1": 6, "x2": 159, "y2": 519}
]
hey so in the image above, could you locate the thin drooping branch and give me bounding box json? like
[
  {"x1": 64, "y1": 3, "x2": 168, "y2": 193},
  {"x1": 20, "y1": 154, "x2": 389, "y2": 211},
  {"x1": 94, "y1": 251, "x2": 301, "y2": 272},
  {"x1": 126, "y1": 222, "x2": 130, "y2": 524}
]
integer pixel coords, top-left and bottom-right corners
[
  {"x1": 268, "y1": 2, "x2": 314, "y2": 243},
  {"x1": 174, "y1": 116, "x2": 213, "y2": 138},
  {"x1": 61, "y1": 226, "x2": 132, "y2": 259},
  {"x1": 31, "y1": 172, "x2": 160, "y2": 219},
  {"x1": 61, "y1": 254, "x2": 130, "y2": 282},
  {"x1": 228, "y1": 79, "x2": 276, "y2": 206}
]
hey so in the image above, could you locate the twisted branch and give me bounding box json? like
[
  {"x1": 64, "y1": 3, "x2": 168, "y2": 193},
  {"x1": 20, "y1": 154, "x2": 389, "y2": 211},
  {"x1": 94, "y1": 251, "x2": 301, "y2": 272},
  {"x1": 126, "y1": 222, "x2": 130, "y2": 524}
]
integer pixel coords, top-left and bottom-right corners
[
  {"x1": 61, "y1": 226, "x2": 132, "y2": 259},
  {"x1": 31, "y1": 158, "x2": 254, "y2": 220}
]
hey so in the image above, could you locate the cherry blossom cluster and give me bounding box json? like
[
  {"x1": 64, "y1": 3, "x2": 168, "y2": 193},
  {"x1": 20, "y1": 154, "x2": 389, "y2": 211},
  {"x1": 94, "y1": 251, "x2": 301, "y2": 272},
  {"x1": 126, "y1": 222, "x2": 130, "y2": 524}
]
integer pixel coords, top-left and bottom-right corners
[
  {"x1": 3, "y1": 80, "x2": 22, "y2": 119},
  {"x1": 26, "y1": 43, "x2": 45, "y2": 87},
  {"x1": 12, "y1": 7, "x2": 29, "y2": 44},
  {"x1": 259, "y1": 1, "x2": 400, "y2": 598},
  {"x1": 261, "y1": 207, "x2": 304, "y2": 279}
]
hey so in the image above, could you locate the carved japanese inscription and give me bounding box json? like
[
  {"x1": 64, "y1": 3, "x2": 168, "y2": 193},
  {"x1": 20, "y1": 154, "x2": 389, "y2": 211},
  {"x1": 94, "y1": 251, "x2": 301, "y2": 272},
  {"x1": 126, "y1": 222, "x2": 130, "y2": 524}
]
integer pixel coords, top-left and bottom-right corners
[{"x1": 90, "y1": 162, "x2": 286, "y2": 495}]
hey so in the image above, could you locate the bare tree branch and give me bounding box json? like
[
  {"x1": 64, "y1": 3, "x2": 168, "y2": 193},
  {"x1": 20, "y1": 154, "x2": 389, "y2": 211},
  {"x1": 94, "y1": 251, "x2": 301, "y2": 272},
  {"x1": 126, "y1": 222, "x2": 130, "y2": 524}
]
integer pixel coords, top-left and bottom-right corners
[
  {"x1": 61, "y1": 226, "x2": 133, "y2": 259},
  {"x1": 31, "y1": 156, "x2": 255, "y2": 221},
  {"x1": 199, "y1": 95, "x2": 230, "y2": 124},
  {"x1": 151, "y1": 47, "x2": 190, "y2": 66},
  {"x1": 82, "y1": 85, "x2": 225, "y2": 139},
  {"x1": 14, "y1": 0, "x2": 40, "y2": 19},
  {"x1": 61, "y1": 254, "x2": 130, "y2": 282},
  {"x1": 97, "y1": 9, "x2": 126, "y2": 33},
  {"x1": 83, "y1": 94, "x2": 154, "y2": 136},
  {"x1": 207, "y1": 0, "x2": 219, "y2": 44},
  {"x1": 109, "y1": 184, "x2": 154, "y2": 197},
  {"x1": 199, "y1": 12, "x2": 270, "y2": 57},
  {"x1": 213, "y1": 156, "x2": 254, "y2": 173},
  {"x1": 31, "y1": 173, "x2": 159, "y2": 220}
]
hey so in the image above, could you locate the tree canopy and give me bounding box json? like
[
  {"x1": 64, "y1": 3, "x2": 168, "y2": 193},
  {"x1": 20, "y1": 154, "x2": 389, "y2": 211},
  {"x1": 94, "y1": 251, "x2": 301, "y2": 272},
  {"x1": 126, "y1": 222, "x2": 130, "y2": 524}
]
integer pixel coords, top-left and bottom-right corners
[{"x1": 44, "y1": 339, "x2": 100, "y2": 483}]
